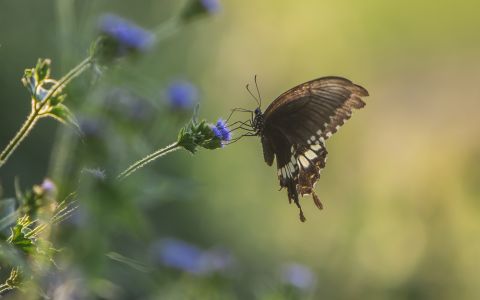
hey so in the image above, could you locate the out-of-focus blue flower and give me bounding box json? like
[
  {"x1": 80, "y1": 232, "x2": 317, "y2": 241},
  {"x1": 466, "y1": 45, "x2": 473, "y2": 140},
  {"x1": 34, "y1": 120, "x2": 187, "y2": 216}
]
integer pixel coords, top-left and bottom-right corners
[
  {"x1": 200, "y1": 0, "x2": 221, "y2": 14},
  {"x1": 153, "y1": 239, "x2": 204, "y2": 274},
  {"x1": 280, "y1": 263, "x2": 316, "y2": 291},
  {"x1": 151, "y1": 238, "x2": 234, "y2": 275},
  {"x1": 166, "y1": 81, "x2": 198, "y2": 110},
  {"x1": 98, "y1": 14, "x2": 155, "y2": 56},
  {"x1": 181, "y1": 0, "x2": 221, "y2": 21},
  {"x1": 211, "y1": 119, "x2": 231, "y2": 142},
  {"x1": 41, "y1": 179, "x2": 56, "y2": 194}
]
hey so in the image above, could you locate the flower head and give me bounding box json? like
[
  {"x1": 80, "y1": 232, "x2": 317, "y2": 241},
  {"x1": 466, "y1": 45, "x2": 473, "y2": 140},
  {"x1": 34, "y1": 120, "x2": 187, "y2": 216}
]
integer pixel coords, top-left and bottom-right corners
[
  {"x1": 280, "y1": 263, "x2": 316, "y2": 291},
  {"x1": 41, "y1": 179, "x2": 56, "y2": 195},
  {"x1": 177, "y1": 117, "x2": 231, "y2": 153},
  {"x1": 181, "y1": 0, "x2": 221, "y2": 22},
  {"x1": 211, "y1": 119, "x2": 231, "y2": 142},
  {"x1": 152, "y1": 239, "x2": 204, "y2": 274},
  {"x1": 167, "y1": 81, "x2": 198, "y2": 110},
  {"x1": 200, "y1": 0, "x2": 221, "y2": 14},
  {"x1": 95, "y1": 14, "x2": 155, "y2": 60}
]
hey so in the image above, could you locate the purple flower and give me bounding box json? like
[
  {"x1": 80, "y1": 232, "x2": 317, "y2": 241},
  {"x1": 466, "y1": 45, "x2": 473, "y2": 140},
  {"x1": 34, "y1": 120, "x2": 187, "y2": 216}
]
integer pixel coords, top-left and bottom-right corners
[
  {"x1": 98, "y1": 14, "x2": 155, "y2": 55},
  {"x1": 166, "y1": 81, "x2": 198, "y2": 110},
  {"x1": 41, "y1": 179, "x2": 56, "y2": 194},
  {"x1": 211, "y1": 119, "x2": 231, "y2": 142},
  {"x1": 200, "y1": 0, "x2": 221, "y2": 14},
  {"x1": 280, "y1": 263, "x2": 316, "y2": 291},
  {"x1": 152, "y1": 239, "x2": 204, "y2": 274},
  {"x1": 151, "y1": 239, "x2": 234, "y2": 275},
  {"x1": 181, "y1": 0, "x2": 221, "y2": 21}
]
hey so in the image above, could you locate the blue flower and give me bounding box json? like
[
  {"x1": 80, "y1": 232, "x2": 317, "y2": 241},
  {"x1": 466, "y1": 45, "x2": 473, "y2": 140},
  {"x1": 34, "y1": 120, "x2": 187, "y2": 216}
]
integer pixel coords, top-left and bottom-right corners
[
  {"x1": 200, "y1": 0, "x2": 221, "y2": 14},
  {"x1": 151, "y1": 238, "x2": 234, "y2": 275},
  {"x1": 211, "y1": 119, "x2": 231, "y2": 142},
  {"x1": 280, "y1": 263, "x2": 316, "y2": 291},
  {"x1": 98, "y1": 14, "x2": 155, "y2": 55},
  {"x1": 41, "y1": 179, "x2": 56, "y2": 194},
  {"x1": 181, "y1": 0, "x2": 221, "y2": 21},
  {"x1": 166, "y1": 81, "x2": 198, "y2": 110},
  {"x1": 153, "y1": 239, "x2": 204, "y2": 274}
]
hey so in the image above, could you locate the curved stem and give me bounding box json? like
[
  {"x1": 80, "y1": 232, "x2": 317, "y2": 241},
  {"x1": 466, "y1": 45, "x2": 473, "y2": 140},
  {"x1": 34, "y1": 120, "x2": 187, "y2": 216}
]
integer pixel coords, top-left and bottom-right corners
[
  {"x1": 154, "y1": 17, "x2": 182, "y2": 42},
  {"x1": 117, "y1": 142, "x2": 181, "y2": 181},
  {"x1": 0, "y1": 56, "x2": 93, "y2": 169},
  {"x1": 44, "y1": 56, "x2": 92, "y2": 100}
]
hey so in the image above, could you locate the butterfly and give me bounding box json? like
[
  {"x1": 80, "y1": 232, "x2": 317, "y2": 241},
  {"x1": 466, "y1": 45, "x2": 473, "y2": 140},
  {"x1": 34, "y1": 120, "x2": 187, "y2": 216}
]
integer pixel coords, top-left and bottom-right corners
[{"x1": 228, "y1": 76, "x2": 369, "y2": 222}]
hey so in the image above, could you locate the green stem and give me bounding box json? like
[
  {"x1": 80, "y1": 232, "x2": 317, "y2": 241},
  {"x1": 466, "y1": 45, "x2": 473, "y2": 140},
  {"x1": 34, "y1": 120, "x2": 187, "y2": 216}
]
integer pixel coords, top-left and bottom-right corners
[
  {"x1": 0, "y1": 108, "x2": 39, "y2": 168},
  {"x1": 154, "y1": 17, "x2": 182, "y2": 42},
  {"x1": 117, "y1": 142, "x2": 181, "y2": 181},
  {"x1": 0, "y1": 57, "x2": 92, "y2": 168},
  {"x1": 44, "y1": 56, "x2": 92, "y2": 100}
]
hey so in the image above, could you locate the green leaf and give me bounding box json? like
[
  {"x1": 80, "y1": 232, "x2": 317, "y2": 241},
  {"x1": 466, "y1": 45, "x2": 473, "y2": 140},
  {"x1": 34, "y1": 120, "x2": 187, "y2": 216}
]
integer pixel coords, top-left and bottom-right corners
[
  {"x1": 49, "y1": 93, "x2": 66, "y2": 106},
  {"x1": 47, "y1": 104, "x2": 79, "y2": 129},
  {"x1": 34, "y1": 58, "x2": 51, "y2": 82},
  {"x1": 177, "y1": 128, "x2": 198, "y2": 154},
  {"x1": 21, "y1": 68, "x2": 36, "y2": 96},
  {"x1": 8, "y1": 220, "x2": 35, "y2": 254}
]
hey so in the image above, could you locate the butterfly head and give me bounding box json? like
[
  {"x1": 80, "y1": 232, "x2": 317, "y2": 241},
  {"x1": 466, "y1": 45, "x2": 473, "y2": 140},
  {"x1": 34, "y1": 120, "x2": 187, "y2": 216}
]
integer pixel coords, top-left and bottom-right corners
[{"x1": 252, "y1": 107, "x2": 264, "y2": 135}]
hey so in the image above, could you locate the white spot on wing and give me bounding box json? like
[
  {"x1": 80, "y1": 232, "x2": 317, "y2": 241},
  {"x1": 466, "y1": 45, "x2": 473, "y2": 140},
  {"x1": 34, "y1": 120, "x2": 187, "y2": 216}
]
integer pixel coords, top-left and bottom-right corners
[
  {"x1": 288, "y1": 163, "x2": 295, "y2": 174},
  {"x1": 299, "y1": 156, "x2": 310, "y2": 168},
  {"x1": 310, "y1": 144, "x2": 322, "y2": 151},
  {"x1": 305, "y1": 150, "x2": 317, "y2": 160},
  {"x1": 291, "y1": 156, "x2": 296, "y2": 165}
]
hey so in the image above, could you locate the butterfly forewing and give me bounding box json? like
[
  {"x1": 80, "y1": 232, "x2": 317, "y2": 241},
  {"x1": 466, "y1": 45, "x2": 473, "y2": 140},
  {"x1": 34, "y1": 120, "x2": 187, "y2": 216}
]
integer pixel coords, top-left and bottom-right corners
[{"x1": 260, "y1": 76, "x2": 368, "y2": 221}]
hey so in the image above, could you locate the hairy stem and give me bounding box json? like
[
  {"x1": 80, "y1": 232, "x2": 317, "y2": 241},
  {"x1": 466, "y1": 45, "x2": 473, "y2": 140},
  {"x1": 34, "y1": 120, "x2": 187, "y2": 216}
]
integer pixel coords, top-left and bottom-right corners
[
  {"x1": 44, "y1": 56, "x2": 92, "y2": 100},
  {"x1": 0, "y1": 108, "x2": 39, "y2": 168},
  {"x1": 117, "y1": 142, "x2": 181, "y2": 181}
]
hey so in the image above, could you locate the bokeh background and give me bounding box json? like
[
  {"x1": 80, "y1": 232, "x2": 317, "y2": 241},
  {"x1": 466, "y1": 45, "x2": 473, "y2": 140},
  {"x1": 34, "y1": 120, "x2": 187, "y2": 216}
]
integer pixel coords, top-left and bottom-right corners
[{"x1": 1, "y1": 0, "x2": 480, "y2": 299}]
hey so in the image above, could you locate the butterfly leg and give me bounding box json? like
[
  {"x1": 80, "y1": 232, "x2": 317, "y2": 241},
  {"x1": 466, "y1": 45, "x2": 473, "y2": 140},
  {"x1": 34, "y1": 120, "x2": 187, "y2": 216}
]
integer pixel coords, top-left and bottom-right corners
[{"x1": 226, "y1": 108, "x2": 253, "y2": 124}]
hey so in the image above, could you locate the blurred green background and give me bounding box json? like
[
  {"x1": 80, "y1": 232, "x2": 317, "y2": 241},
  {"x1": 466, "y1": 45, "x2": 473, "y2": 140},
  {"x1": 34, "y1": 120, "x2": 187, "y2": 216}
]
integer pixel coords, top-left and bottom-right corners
[{"x1": 1, "y1": 0, "x2": 480, "y2": 299}]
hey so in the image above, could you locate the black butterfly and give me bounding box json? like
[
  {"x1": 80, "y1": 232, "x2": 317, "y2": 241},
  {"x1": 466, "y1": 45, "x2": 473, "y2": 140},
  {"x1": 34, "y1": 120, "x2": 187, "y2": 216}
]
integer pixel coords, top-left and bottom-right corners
[{"x1": 229, "y1": 76, "x2": 369, "y2": 222}]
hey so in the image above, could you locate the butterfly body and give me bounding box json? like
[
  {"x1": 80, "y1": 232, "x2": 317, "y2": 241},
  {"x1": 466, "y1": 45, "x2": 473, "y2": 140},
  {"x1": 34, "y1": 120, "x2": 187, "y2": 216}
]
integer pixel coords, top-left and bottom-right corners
[{"x1": 251, "y1": 76, "x2": 369, "y2": 222}]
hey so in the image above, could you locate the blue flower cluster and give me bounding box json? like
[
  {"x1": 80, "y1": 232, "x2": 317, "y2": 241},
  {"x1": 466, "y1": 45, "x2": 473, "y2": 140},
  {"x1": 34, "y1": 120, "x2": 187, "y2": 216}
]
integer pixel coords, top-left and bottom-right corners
[
  {"x1": 98, "y1": 14, "x2": 155, "y2": 55},
  {"x1": 167, "y1": 81, "x2": 198, "y2": 110},
  {"x1": 211, "y1": 119, "x2": 231, "y2": 142}
]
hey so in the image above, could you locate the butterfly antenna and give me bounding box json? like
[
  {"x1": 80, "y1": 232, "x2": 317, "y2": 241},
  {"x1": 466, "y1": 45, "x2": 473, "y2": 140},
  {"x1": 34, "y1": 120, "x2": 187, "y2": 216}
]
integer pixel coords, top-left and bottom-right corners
[
  {"x1": 254, "y1": 75, "x2": 262, "y2": 108},
  {"x1": 246, "y1": 83, "x2": 261, "y2": 107}
]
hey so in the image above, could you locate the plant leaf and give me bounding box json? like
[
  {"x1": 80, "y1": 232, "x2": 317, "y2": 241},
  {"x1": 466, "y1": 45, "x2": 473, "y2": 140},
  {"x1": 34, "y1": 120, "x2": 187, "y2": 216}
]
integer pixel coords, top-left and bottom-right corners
[{"x1": 47, "y1": 104, "x2": 79, "y2": 129}]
